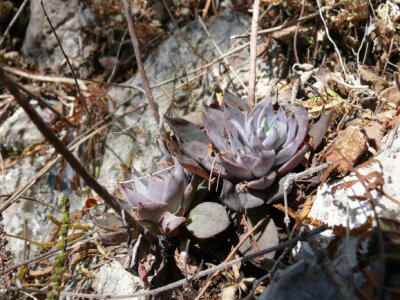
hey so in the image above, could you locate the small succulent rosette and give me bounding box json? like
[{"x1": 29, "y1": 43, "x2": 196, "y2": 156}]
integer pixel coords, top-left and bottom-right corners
[
  {"x1": 119, "y1": 158, "x2": 198, "y2": 237},
  {"x1": 165, "y1": 92, "x2": 309, "y2": 211},
  {"x1": 203, "y1": 95, "x2": 309, "y2": 210}
]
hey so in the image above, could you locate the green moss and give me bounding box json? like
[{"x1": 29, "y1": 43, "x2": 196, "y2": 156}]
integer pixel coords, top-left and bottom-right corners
[{"x1": 46, "y1": 195, "x2": 69, "y2": 300}]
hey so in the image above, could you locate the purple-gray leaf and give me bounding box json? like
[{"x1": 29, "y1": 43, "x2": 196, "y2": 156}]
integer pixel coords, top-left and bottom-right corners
[
  {"x1": 220, "y1": 155, "x2": 253, "y2": 181},
  {"x1": 159, "y1": 211, "x2": 186, "y2": 237},
  {"x1": 187, "y1": 202, "x2": 230, "y2": 239},
  {"x1": 247, "y1": 171, "x2": 276, "y2": 190},
  {"x1": 277, "y1": 144, "x2": 309, "y2": 176},
  {"x1": 162, "y1": 158, "x2": 187, "y2": 213}
]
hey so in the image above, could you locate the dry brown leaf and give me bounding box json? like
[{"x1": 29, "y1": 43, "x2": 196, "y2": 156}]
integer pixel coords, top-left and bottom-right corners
[
  {"x1": 359, "y1": 65, "x2": 388, "y2": 92},
  {"x1": 325, "y1": 126, "x2": 368, "y2": 175},
  {"x1": 29, "y1": 266, "x2": 54, "y2": 277}
]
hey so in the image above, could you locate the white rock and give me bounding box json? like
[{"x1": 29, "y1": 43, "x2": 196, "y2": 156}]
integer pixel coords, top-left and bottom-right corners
[
  {"x1": 92, "y1": 261, "x2": 146, "y2": 300},
  {"x1": 0, "y1": 107, "x2": 43, "y2": 149},
  {"x1": 309, "y1": 127, "x2": 400, "y2": 228}
]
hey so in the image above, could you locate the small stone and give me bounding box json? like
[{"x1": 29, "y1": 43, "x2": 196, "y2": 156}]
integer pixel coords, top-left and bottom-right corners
[
  {"x1": 325, "y1": 126, "x2": 368, "y2": 175},
  {"x1": 92, "y1": 261, "x2": 146, "y2": 300}
]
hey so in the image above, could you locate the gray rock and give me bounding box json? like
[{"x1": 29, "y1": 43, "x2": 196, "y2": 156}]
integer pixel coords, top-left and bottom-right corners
[
  {"x1": 257, "y1": 260, "x2": 341, "y2": 300},
  {"x1": 0, "y1": 105, "x2": 84, "y2": 261},
  {"x1": 22, "y1": 0, "x2": 98, "y2": 68},
  {"x1": 92, "y1": 261, "x2": 146, "y2": 299},
  {"x1": 0, "y1": 106, "x2": 43, "y2": 150},
  {"x1": 98, "y1": 10, "x2": 285, "y2": 191},
  {"x1": 2, "y1": 154, "x2": 83, "y2": 261}
]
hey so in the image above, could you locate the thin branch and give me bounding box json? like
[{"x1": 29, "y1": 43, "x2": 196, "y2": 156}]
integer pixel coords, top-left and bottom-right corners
[
  {"x1": 316, "y1": 0, "x2": 349, "y2": 80},
  {"x1": 0, "y1": 195, "x2": 62, "y2": 213},
  {"x1": 248, "y1": 0, "x2": 261, "y2": 108},
  {"x1": 0, "y1": 66, "x2": 157, "y2": 245},
  {"x1": 0, "y1": 232, "x2": 96, "y2": 277},
  {"x1": 0, "y1": 0, "x2": 29, "y2": 48},
  {"x1": 202, "y1": 0, "x2": 212, "y2": 19},
  {"x1": 107, "y1": 30, "x2": 127, "y2": 83},
  {"x1": 39, "y1": 0, "x2": 93, "y2": 124},
  {"x1": 121, "y1": 0, "x2": 161, "y2": 127},
  {"x1": 293, "y1": 0, "x2": 306, "y2": 64}
]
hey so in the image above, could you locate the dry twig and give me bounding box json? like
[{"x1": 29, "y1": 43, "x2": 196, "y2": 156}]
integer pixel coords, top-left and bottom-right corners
[
  {"x1": 122, "y1": 0, "x2": 161, "y2": 127},
  {"x1": 248, "y1": 0, "x2": 261, "y2": 108},
  {"x1": 40, "y1": 0, "x2": 93, "y2": 123},
  {"x1": 0, "y1": 0, "x2": 29, "y2": 48}
]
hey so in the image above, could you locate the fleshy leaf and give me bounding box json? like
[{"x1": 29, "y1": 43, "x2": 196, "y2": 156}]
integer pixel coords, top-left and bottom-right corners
[
  {"x1": 238, "y1": 210, "x2": 279, "y2": 265},
  {"x1": 147, "y1": 176, "x2": 166, "y2": 203},
  {"x1": 247, "y1": 171, "x2": 276, "y2": 190},
  {"x1": 203, "y1": 111, "x2": 229, "y2": 152},
  {"x1": 119, "y1": 185, "x2": 168, "y2": 221},
  {"x1": 220, "y1": 155, "x2": 253, "y2": 181},
  {"x1": 97, "y1": 230, "x2": 129, "y2": 245},
  {"x1": 159, "y1": 211, "x2": 186, "y2": 237},
  {"x1": 223, "y1": 90, "x2": 249, "y2": 111},
  {"x1": 277, "y1": 144, "x2": 309, "y2": 176},
  {"x1": 236, "y1": 185, "x2": 266, "y2": 210},
  {"x1": 220, "y1": 179, "x2": 242, "y2": 211},
  {"x1": 164, "y1": 115, "x2": 209, "y2": 144},
  {"x1": 309, "y1": 108, "x2": 334, "y2": 150},
  {"x1": 181, "y1": 141, "x2": 209, "y2": 162},
  {"x1": 162, "y1": 158, "x2": 187, "y2": 213},
  {"x1": 187, "y1": 202, "x2": 230, "y2": 239}
]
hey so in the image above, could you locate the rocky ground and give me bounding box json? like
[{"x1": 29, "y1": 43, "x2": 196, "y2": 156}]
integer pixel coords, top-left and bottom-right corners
[{"x1": 0, "y1": 0, "x2": 400, "y2": 299}]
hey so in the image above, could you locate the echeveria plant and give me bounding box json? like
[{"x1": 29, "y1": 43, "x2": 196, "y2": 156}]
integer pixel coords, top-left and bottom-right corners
[
  {"x1": 203, "y1": 96, "x2": 309, "y2": 189},
  {"x1": 165, "y1": 92, "x2": 309, "y2": 211},
  {"x1": 119, "y1": 158, "x2": 199, "y2": 237}
]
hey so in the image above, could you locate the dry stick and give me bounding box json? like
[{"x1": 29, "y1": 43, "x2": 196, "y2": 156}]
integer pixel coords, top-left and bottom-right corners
[
  {"x1": 282, "y1": 162, "x2": 331, "y2": 233},
  {"x1": 0, "y1": 66, "x2": 157, "y2": 245},
  {"x1": 197, "y1": 16, "x2": 248, "y2": 92},
  {"x1": 194, "y1": 217, "x2": 267, "y2": 300},
  {"x1": 1, "y1": 66, "x2": 88, "y2": 90},
  {"x1": 0, "y1": 0, "x2": 29, "y2": 48},
  {"x1": 8, "y1": 226, "x2": 327, "y2": 299},
  {"x1": 293, "y1": 0, "x2": 306, "y2": 64},
  {"x1": 202, "y1": 0, "x2": 212, "y2": 19},
  {"x1": 107, "y1": 30, "x2": 127, "y2": 83},
  {"x1": 248, "y1": 0, "x2": 260, "y2": 109},
  {"x1": 39, "y1": 0, "x2": 93, "y2": 124},
  {"x1": 121, "y1": 0, "x2": 161, "y2": 127}
]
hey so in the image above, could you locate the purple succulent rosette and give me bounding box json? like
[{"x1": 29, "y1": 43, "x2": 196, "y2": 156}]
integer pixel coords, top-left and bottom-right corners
[
  {"x1": 203, "y1": 95, "x2": 309, "y2": 211},
  {"x1": 165, "y1": 92, "x2": 309, "y2": 211},
  {"x1": 203, "y1": 96, "x2": 309, "y2": 189},
  {"x1": 119, "y1": 158, "x2": 199, "y2": 237}
]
